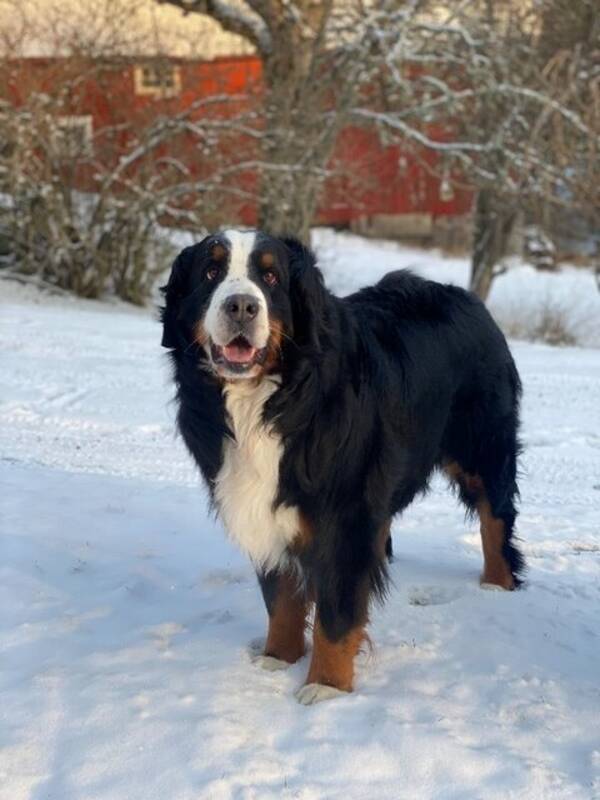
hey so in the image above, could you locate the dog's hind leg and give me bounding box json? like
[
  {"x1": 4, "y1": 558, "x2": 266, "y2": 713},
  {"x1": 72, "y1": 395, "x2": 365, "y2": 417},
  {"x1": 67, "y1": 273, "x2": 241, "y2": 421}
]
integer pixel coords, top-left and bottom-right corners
[
  {"x1": 442, "y1": 369, "x2": 525, "y2": 590},
  {"x1": 445, "y1": 457, "x2": 525, "y2": 590}
]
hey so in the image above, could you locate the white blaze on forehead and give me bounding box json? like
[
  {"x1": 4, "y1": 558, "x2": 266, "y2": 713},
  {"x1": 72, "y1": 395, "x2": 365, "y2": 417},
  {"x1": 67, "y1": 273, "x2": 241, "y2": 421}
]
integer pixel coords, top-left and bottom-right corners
[
  {"x1": 222, "y1": 229, "x2": 257, "y2": 279},
  {"x1": 204, "y1": 229, "x2": 270, "y2": 351}
]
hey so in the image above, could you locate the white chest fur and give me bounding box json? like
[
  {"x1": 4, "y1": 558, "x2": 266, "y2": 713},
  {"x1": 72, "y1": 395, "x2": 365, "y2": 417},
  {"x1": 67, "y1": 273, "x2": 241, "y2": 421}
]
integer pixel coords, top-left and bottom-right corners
[{"x1": 214, "y1": 377, "x2": 300, "y2": 571}]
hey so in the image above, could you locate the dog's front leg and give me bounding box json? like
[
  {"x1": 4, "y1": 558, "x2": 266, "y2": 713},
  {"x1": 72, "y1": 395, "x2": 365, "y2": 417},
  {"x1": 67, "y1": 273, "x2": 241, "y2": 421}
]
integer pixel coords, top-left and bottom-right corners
[
  {"x1": 295, "y1": 518, "x2": 377, "y2": 705},
  {"x1": 254, "y1": 568, "x2": 308, "y2": 670},
  {"x1": 294, "y1": 614, "x2": 367, "y2": 705}
]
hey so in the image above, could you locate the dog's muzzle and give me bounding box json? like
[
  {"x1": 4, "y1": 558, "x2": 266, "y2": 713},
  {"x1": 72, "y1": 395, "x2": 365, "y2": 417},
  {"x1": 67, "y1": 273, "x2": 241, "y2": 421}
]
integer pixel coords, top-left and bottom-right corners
[{"x1": 206, "y1": 289, "x2": 270, "y2": 376}]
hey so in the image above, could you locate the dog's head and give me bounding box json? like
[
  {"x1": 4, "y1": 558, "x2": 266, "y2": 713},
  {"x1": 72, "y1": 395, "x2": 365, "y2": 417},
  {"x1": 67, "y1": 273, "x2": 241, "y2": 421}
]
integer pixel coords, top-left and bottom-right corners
[{"x1": 161, "y1": 229, "x2": 326, "y2": 380}]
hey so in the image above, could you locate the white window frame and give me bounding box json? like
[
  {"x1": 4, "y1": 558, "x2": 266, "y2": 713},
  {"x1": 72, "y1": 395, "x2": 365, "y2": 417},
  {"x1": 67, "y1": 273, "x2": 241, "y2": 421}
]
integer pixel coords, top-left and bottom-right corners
[{"x1": 134, "y1": 63, "x2": 181, "y2": 98}]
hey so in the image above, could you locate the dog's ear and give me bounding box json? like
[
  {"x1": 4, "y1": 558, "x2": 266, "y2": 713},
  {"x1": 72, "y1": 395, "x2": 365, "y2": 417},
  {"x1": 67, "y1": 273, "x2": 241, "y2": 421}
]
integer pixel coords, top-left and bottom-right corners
[
  {"x1": 160, "y1": 246, "x2": 193, "y2": 349},
  {"x1": 284, "y1": 237, "x2": 328, "y2": 352}
]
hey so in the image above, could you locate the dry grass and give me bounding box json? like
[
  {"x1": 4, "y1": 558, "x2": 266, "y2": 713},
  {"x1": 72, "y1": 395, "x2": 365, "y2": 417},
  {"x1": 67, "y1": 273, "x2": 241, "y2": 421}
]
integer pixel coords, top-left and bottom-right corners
[{"x1": 493, "y1": 291, "x2": 599, "y2": 347}]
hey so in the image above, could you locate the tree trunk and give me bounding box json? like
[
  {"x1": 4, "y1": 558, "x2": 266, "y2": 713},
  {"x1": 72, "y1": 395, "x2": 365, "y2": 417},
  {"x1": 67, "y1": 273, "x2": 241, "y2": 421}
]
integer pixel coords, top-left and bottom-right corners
[
  {"x1": 256, "y1": 6, "x2": 347, "y2": 244},
  {"x1": 256, "y1": 83, "x2": 331, "y2": 244},
  {"x1": 256, "y1": 87, "x2": 323, "y2": 245},
  {"x1": 470, "y1": 189, "x2": 517, "y2": 301},
  {"x1": 256, "y1": 156, "x2": 322, "y2": 244}
]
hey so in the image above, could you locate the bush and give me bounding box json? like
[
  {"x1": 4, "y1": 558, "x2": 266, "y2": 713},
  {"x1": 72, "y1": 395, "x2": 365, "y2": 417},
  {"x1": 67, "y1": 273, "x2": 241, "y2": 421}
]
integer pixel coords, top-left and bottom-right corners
[
  {"x1": 0, "y1": 187, "x2": 174, "y2": 304},
  {"x1": 492, "y1": 284, "x2": 599, "y2": 347},
  {"x1": 530, "y1": 303, "x2": 578, "y2": 346},
  {"x1": 0, "y1": 73, "x2": 247, "y2": 304}
]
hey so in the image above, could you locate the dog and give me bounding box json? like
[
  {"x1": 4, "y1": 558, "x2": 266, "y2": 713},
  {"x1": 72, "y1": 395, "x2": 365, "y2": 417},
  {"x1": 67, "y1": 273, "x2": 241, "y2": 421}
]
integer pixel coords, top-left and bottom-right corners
[{"x1": 161, "y1": 229, "x2": 525, "y2": 705}]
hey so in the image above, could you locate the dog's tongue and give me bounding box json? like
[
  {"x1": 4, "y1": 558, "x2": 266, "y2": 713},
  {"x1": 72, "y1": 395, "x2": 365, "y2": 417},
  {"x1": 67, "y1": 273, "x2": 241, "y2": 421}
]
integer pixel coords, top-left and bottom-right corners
[{"x1": 224, "y1": 341, "x2": 256, "y2": 363}]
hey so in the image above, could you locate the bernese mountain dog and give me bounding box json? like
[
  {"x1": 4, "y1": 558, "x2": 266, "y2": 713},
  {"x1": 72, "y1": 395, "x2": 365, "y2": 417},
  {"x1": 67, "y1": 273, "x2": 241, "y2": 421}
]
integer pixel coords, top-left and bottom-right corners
[{"x1": 161, "y1": 229, "x2": 524, "y2": 705}]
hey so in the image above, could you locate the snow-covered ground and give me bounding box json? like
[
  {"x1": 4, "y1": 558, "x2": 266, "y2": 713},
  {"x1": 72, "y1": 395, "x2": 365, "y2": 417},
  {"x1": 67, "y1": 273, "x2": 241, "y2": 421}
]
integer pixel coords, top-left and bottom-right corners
[
  {"x1": 314, "y1": 230, "x2": 600, "y2": 348},
  {"x1": 1, "y1": 234, "x2": 599, "y2": 800}
]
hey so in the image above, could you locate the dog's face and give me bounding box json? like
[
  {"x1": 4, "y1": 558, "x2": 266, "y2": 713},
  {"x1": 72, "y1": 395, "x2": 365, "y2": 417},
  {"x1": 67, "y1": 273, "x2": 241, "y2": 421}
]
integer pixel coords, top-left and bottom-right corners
[{"x1": 162, "y1": 229, "x2": 297, "y2": 380}]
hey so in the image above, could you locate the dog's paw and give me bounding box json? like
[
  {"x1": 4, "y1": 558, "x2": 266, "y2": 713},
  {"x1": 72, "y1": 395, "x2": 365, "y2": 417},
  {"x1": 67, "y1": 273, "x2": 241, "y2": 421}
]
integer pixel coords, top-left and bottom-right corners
[
  {"x1": 480, "y1": 581, "x2": 510, "y2": 592},
  {"x1": 407, "y1": 585, "x2": 463, "y2": 606},
  {"x1": 252, "y1": 654, "x2": 290, "y2": 672},
  {"x1": 294, "y1": 683, "x2": 347, "y2": 705}
]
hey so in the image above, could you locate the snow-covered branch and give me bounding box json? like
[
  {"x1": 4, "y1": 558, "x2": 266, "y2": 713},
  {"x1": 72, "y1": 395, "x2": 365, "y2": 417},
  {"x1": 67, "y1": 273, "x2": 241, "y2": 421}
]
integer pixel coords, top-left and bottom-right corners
[{"x1": 157, "y1": 0, "x2": 272, "y2": 54}]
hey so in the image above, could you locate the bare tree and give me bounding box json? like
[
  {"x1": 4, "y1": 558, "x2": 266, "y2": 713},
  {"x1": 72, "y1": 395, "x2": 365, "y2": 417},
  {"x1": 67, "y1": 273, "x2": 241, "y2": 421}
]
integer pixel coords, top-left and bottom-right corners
[
  {"x1": 353, "y1": 1, "x2": 600, "y2": 299},
  {"x1": 537, "y1": 1, "x2": 599, "y2": 264},
  {"x1": 157, "y1": 0, "x2": 398, "y2": 242},
  {"x1": 0, "y1": 90, "x2": 258, "y2": 301},
  {"x1": 158, "y1": 0, "x2": 599, "y2": 294},
  {"x1": 0, "y1": 2, "x2": 260, "y2": 302},
  {"x1": 4, "y1": 0, "x2": 596, "y2": 301}
]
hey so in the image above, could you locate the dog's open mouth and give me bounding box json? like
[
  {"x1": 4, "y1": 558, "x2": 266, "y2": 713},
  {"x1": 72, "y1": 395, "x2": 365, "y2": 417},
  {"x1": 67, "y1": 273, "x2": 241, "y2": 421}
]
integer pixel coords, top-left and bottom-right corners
[{"x1": 211, "y1": 336, "x2": 267, "y2": 373}]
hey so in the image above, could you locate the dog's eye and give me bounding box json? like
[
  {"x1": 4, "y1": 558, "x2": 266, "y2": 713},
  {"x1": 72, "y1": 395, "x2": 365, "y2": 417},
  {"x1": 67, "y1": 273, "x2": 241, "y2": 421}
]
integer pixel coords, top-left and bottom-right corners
[
  {"x1": 206, "y1": 268, "x2": 219, "y2": 281},
  {"x1": 263, "y1": 271, "x2": 278, "y2": 287}
]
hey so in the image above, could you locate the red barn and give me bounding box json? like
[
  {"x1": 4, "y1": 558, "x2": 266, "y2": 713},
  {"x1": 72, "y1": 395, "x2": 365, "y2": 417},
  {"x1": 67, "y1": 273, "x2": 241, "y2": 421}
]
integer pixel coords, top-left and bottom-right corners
[{"x1": 2, "y1": 54, "x2": 472, "y2": 241}]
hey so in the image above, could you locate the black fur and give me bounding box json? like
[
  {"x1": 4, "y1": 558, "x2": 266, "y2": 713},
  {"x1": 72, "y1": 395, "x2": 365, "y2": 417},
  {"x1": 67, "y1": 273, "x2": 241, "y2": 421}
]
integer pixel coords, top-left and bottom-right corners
[
  {"x1": 257, "y1": 569, "x2": 281, "y2": 617},
  {"x1": 161, "y1": 246, "x2": 229, "y2": 493},
  {"x1": 162, "y1": 234, "x2": 525, "y2": 645}
]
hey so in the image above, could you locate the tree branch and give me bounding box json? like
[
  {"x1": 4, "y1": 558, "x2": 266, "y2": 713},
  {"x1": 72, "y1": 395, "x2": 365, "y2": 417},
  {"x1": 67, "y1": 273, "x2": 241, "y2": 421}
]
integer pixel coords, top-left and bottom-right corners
[{"x1": 157, "y1": 0, "x2": 272, "y2": 54}]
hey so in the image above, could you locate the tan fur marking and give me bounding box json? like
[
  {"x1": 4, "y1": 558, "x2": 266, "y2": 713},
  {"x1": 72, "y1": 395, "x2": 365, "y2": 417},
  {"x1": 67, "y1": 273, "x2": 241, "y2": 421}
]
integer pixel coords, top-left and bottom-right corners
[
  {"x1": 264, "y1": 571, "x2": 308, "y2": 664},
  {"x1": 290, "y1": 512, "x2": 314, "y2": 556},
  {"x1": 211, "y1": 242, "x2": 227, "y2": 262},
  {"x1": 444, "y1": 462, "x2": 514, "y2": 590},
  {"x1": 260, "y1": 251, "x2": 275, "y2": 269},
  {"x1": 444, "y1": 460, "x2": 462, "y2": 482},
  {"x1": 194, "y1": 320, "x2": 208, "y2": 347},
  {"x1": 305, "y1": 619, "x2": 366, "y2": 692},
  {"x1": 261, "y1": 318, "x2": 284, "y2": 374},
  {"x1": 477, "y1": 497, "x2": 515, "y2": 590},
  {"x1": 444, "y1": 461, "x2": 483, "y2": 495}
]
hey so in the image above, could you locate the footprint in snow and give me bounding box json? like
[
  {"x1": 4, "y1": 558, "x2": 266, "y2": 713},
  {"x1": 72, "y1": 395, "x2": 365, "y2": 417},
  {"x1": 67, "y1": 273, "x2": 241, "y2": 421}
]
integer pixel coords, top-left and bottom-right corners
[
  {"x1": 407, "y1": 585, "x2": 464, "y2": 606},
  {"x1": 201, "y1": 569, "x2": 248, "y2": 588},
  {"x1": 571, "y1": 543, "x2": 600, "y2": 554},
  {"x1": 198, "y1": 609, "x2": 235, "y2": 625},
  {"x1": 145, "y1": 622, "x2": 186, "y2": 652}
]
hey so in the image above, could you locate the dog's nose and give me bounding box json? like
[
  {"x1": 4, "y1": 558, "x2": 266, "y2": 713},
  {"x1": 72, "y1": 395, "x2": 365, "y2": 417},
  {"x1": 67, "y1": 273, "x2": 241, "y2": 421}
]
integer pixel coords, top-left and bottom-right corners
[{"x1": 223, "y1": 294, "x2": 259, "y2": 323}]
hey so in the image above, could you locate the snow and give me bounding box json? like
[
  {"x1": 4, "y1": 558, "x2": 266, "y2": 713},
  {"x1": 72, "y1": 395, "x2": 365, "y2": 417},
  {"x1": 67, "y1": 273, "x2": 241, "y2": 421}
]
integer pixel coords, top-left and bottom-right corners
[
  {"x1": 1, "y1": 233, "x2": 600, "y2": 800},
  {"x1": 313, "y1": 229, "x2": 600, "y2": 347}
]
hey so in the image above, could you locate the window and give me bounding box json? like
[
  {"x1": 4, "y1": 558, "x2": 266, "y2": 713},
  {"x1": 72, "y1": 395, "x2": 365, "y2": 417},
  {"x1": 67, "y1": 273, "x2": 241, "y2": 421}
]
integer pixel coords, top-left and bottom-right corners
[
  {"x1": 134, "y1": 63, "x2": 181, "y2": 97},
  {"x1": 53, "y1": 116, "x2": 94, "y2": 159}
]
